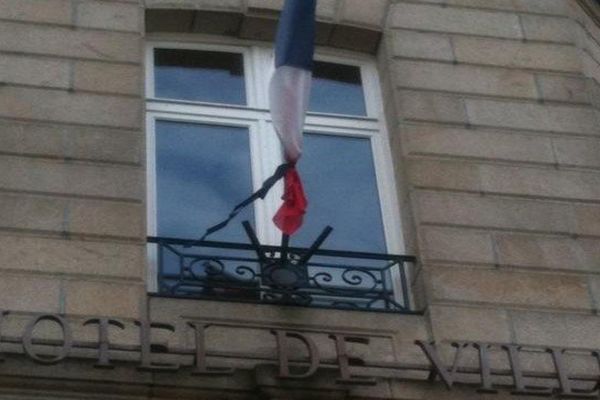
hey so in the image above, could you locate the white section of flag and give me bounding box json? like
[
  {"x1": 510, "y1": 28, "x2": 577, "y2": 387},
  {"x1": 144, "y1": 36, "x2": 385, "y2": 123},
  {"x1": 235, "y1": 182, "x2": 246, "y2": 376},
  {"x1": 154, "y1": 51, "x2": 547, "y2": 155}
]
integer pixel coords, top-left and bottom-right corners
[{"x1": 269, "y1": 65, "x2": 312, "y2": 163}]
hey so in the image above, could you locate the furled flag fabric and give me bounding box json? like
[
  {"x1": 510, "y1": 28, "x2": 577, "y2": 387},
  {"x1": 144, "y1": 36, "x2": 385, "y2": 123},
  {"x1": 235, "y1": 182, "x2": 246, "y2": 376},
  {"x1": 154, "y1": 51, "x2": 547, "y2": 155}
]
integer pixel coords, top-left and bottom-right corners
[{"x1": 270, "y1": 0, "x2": 316, "y2": 236}]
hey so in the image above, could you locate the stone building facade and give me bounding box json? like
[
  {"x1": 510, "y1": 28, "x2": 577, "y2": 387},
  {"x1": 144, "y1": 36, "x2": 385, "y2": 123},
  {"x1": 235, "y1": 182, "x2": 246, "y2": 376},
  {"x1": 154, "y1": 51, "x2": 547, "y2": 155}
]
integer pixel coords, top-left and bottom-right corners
[{"x1": 1, "y1": 0, "x2": 600, "y2": 399}]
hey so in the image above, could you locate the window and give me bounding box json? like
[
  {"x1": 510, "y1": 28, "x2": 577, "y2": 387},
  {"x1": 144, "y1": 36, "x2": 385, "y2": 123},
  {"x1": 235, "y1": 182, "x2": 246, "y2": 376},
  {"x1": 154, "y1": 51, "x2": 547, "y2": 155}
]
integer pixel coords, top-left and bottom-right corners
[{"x1": 146, "y1": 41, "x2": 407, "y2": 308}]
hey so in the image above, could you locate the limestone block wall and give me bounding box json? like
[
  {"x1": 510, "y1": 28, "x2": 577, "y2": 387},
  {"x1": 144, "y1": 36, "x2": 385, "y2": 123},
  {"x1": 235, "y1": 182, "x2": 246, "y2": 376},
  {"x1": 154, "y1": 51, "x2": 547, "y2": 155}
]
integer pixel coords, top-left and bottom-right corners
[
  {"x1": 0, "y1": 0, "x2": 146, "y2": 319},
  {"x1": 381, "y1": 0, "x2": 600, "y2": 348},
  {"x1": 1, "y1": 0, "x2": 600, "y2": 398}
]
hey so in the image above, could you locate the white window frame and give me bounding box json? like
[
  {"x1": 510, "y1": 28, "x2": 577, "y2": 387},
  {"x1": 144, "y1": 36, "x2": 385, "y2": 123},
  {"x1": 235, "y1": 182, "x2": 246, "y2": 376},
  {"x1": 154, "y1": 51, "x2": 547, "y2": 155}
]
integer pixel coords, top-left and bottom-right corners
[{"x1": 145, "y1": 39, "x2": 407, "y2": 303}]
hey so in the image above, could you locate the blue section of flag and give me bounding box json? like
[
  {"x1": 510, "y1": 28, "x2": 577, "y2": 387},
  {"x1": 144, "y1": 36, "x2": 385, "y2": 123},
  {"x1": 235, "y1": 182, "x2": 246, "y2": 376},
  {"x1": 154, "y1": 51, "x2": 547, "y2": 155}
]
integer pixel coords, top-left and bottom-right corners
[{"x1": 274, "y1": 0, "x2": 316, "y2": 71}]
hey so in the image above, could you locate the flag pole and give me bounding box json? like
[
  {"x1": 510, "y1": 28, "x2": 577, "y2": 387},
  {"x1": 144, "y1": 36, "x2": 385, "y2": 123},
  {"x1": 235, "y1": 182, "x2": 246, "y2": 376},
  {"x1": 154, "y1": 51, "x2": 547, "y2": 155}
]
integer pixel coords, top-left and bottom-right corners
[{"x1": 280, "y1": 234, "x2": 290, "y2": 268}]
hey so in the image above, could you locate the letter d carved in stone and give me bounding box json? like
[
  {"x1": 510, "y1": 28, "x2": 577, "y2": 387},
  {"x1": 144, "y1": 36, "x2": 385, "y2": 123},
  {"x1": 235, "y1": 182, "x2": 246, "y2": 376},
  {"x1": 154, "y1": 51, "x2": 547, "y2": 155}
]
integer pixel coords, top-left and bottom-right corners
[{"x1": 272, "y1": 330, "x2": 320, "y2": 379}]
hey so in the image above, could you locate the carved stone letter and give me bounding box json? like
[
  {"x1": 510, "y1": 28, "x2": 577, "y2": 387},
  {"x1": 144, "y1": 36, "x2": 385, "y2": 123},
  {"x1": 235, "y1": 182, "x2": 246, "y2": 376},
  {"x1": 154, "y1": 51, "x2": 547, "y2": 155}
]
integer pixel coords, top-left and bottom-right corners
[
  {"x1": 23, "y1": 314, "x2": 73, "y2": 365},
  {"x1": 329, "y1": 334, "x2": 375, "y2": 385},
  {"x1": 473, "y1": 342, "x2": 497, "y2": 393},
  {"x1": 550, "y1": 348, "x2": 598, "y2": 398},
  {"x1": 135, "y1": 318, "x2": 179, "y2": 371},
  {"x1": 502, "y1": 344, "x2": 552, "y2": 395},
  {"x1": 83, "y1": 317, "x2": 125, "y2": 368},
  {"x1": 415, "y1": 340, "x2": 468, "y2": 389},
  {"x1": 187, "y1": 322, "x2": 233, "y2": 375},
  {"x1": 272, "y1": 330, "x2": 320, "y2": 379}
]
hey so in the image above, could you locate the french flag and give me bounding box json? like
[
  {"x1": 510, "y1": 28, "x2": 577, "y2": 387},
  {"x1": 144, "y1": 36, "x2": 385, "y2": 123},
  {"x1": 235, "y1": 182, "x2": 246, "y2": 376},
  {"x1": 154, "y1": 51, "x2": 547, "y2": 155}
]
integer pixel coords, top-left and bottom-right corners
[{"x1": 270, "y1": 0, "x2": 316, "y2": 236}]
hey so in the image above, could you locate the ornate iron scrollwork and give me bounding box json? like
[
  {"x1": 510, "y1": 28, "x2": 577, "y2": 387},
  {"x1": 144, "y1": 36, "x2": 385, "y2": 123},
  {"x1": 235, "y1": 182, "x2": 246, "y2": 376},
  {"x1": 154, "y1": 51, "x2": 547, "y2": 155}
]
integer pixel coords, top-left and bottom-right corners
[{"x1": 148, "y1": 222, "x2": 416, "y2": 313}]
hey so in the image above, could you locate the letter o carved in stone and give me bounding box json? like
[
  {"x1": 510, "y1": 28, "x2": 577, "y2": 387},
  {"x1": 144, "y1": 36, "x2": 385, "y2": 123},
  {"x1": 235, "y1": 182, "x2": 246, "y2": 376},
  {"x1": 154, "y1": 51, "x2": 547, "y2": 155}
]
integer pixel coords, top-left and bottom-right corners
[{"x1": 23, "y1": 314, "x2": 73, "y2": 365}]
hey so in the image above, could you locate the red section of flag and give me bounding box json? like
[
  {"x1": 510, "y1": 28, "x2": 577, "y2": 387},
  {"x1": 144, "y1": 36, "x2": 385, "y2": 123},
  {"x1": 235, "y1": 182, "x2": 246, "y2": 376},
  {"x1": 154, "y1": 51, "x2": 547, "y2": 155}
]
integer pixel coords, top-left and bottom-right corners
[{"x1": 273, "y1": 166, "x2": 307, "y2": 235}]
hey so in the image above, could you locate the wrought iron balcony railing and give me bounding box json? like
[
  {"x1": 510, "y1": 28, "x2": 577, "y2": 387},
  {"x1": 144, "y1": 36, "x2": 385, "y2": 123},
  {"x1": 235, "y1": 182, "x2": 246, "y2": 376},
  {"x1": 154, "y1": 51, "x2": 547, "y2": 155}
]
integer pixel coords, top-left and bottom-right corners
[{"x1": 148, "y1": 232, "x2": 417, "y2": 313}]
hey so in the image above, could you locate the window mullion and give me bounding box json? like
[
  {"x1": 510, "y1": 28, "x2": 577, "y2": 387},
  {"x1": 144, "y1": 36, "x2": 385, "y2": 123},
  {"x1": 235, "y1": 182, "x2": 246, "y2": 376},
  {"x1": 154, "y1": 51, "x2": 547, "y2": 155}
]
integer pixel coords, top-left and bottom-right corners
[{"x1": 251, "y1": 47, "x2": 274, "y2": 110}]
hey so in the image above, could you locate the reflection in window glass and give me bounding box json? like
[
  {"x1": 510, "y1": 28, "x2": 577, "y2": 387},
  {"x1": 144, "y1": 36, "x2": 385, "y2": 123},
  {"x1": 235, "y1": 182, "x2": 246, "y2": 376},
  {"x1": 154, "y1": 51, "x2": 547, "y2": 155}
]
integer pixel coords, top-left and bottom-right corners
[
  {"x1": 154, "y1": 49, "x2": 246, "y2": 105},
  {"x1": 309, "y1": 61, "x2": 367, "y2": 116},
  {"x1": 294, "y1": 133, "x2": 386, "y2": 253},
  {"x1": 155, "y1": 120, "x2": 253, "y2": 242}
]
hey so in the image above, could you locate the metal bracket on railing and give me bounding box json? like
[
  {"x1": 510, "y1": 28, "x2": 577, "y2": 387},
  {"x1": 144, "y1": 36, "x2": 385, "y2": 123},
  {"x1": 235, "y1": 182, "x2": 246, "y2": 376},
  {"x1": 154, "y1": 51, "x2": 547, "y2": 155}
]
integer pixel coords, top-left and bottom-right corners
[{"x1": 241, "y1": 221, "x2": 332, "y2": 288}]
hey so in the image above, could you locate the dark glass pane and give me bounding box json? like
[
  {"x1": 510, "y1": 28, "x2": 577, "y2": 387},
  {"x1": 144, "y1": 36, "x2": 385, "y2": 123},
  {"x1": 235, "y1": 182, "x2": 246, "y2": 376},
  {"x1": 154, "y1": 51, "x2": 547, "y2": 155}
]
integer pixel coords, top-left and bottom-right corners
[
  {"x1": 294, "y1": 133, "x2": 386, "y2": 253},
  {"x1": 155, "y1": 120, "x2": 253, "y2": 242},
  {"x1": 154, "y1": 48, "x2": 246, "y2": 105},
  {"x1": 309, "y1": 61, "x2": 367, "y2": 116}
]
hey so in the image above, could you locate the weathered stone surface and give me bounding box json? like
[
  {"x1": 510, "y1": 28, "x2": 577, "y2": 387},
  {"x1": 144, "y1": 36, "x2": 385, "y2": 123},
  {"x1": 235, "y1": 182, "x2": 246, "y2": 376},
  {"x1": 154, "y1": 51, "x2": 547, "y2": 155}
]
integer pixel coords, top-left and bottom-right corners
[
  {"x1": 0, "y1": 120, "x2": 141, "y2": 164},
  {"x1": 512, "y1": 311, "x2": 600, "y2": 348},
  {"x1": 76, "y1": 1, "x2": 141, "y2": 32},
  {"x1": 0, "y1": 21, "x2": 141, "y2": 63},
  {"x1": 73, "y1": 61, "x2": 142, "y2": 95},
  {"x1": 453, "y1": 37, "x2": 581, "y2": 72},
  {"x1": 144, "y1": 0, "x2": 244, "y2": 11},
  {"x1": 388, "y1": 30, "x2": 454, "y2": 61},
  {"x1": 445, "y1": 0, "x2": 570, "y2": 15},
  {"x1": 390, "y1": 381, "x2": 430, "y2": 400},
  {"x1": 554, "y1": 136, "x2": 600, "y2": 168},
  {"x1": 389, "y1": 2, "x2": 522, "y2": 39},
  {"x1": 536, "y1": 75, "x2": 590, "y2": 104},
  {"x1": 315, "y1": 0, "x2": 338, "y2": 20},
  {"x1": 0, "y1": 0, "x2": 71, "y2": 25},
  {"x1": 408, "y1": 159, "x2": 480, "y2": 192},
  {"x1": 573, "y1": 204, "x2": 600, "y2": 236},
  {"x1": 0, "y1": 156, "x2": 143, "y2": 200},
  {"x1": 396, "y1": 90, "x2": 467, "y2": 124},
  {"x1": 0, "y1": 193, "x2": 65, "y2": 233},
  {"x1": 421, "y1": 227, "x2": 495, "y2": 265},
  {"x1": 465, "y1": 99, "x2": 599, "y2": 135},
  {"x1": 495, "y1": 234, "x2": 597, "y2": 272},
  {"x1": 340, "y1": 0, "x2": 386, "y2": 27},
  {"x1": 416, "y1": 191, "x2": 574, "y2": 234},
  {"x1": 393, "y1": 60, "x2": 538, "y2": 99},
  {"x1": 0, "y1": 235, "x2": 144, "y2": 279},
  {"x1": 429, "y1": 305, "x2": 511, "y2": 342},
  {"x1": 0, "y1": 275, "x2": 60, "y2": 313},
  {"x1": 0, "y1": 54, "x2": 70, "y2": 89},
  {"x1": 68, "y1": 199, "x2": 143, "y2": 239},
  {"x1": 0, "y1": 86, "x2": 142, "y2": 129},
  {"x1": 587, "y1": 277, "x2": 600, "y2": 312},
  {"x1": 0, "y1": 193, "x2": 144, "y2": 239},
  {"x1": 521, "y1": 15, "x2": 577, "y2": 43},
  {"x1": 247, "y1": 0, "x2": 282, "y2": 11},
  {"x1": 478, "y1": 164, "x2": 600, "y2": 201},
  {"x1": 403, "y1": 124, "x2": 555, "y2": 163},
  {"x1": 429, "y1": 266, "x2": 591, "y2": 310},
  {"x1": 64, "y1": 280, "x2": 144, "y2": 318},
  {"x1": 413, "y1": 160, "x2": 600, "y2": 202}
]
